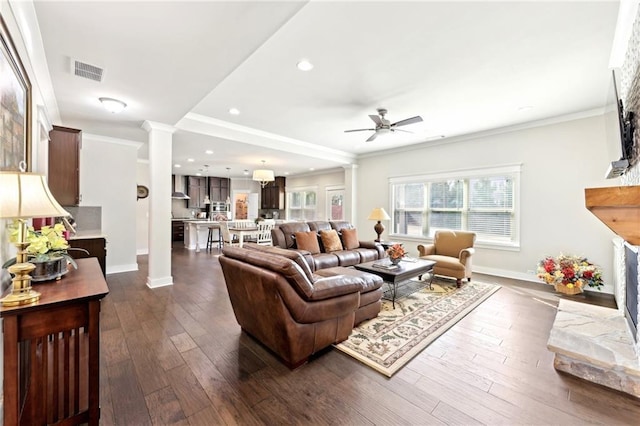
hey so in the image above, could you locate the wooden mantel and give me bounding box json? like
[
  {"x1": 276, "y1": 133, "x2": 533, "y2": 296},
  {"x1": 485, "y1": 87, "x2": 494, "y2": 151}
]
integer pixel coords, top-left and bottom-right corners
[{"x1": 585, "y1": 185, "x2": 640, "y2": 245}]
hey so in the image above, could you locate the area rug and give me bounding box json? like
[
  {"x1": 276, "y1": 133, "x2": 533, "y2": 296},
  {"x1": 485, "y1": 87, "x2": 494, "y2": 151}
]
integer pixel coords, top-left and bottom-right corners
[{"x1": 334, "y1": 279, "x2": 501, "y2": 377}]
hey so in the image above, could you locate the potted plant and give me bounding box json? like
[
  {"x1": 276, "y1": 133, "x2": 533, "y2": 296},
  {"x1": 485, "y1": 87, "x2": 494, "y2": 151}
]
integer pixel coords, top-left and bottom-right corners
[
  {"x1": 536, "y1": 254, "x2": 604, "y2": 294},
  {"x1": 2, "y1": 222, "x2": 86, "y2": 282}
]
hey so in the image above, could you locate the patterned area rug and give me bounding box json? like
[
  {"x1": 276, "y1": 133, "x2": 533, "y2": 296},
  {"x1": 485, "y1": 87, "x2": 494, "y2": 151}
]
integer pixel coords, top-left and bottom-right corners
[{"x1": 334, "y1": 279, "x2": 501, "y2": 377}]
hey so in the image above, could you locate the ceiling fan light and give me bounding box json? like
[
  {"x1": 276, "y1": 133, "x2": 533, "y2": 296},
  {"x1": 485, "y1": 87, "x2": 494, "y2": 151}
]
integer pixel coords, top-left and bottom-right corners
[{"x1": 99, "y1": 97, "x2": 127, "y2": 113}]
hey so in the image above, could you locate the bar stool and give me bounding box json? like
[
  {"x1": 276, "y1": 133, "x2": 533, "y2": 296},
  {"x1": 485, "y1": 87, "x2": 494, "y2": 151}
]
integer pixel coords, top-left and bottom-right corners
[{"x1": 206, "y1": 225, "x2": 220, "y2": 251}]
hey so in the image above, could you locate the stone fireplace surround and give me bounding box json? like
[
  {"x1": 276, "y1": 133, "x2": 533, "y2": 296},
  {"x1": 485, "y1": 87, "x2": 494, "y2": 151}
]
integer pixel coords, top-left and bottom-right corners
[{"x1": 547, "y1": 238, "x2": 640, "y2": 398}]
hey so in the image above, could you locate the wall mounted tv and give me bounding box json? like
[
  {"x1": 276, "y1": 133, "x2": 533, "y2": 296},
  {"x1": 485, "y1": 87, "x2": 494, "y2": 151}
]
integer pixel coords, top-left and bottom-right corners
[{"x1": 604, "y1": 69, "x2": 635, "y2": 179}]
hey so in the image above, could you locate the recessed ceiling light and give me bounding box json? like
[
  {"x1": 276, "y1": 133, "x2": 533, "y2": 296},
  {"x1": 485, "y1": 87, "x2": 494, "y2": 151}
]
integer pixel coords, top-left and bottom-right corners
[
  {"x1": 187, "y1": 158, "x2": 195, "y2": 162},
  {"x1": 296, "y1": 59, "x2": 314, "y2": 71},
  {"x1": 284, "y1": 171, "x2": 290, "y2": 175},
  {"x1": 309, "y1": 167, "x2": 315, "y2": 171},
  {"x1": 517, "y1": 105, "x2": 533, "y2": 112},
  {"x1": 205, "y1": 150, "x2": 213, "y2": 155},
  {"x1": 243, "y1": 170, "x2": 249, "y2": 175},
  {"x1": 195, "y1": 172, "x2": 202, "y2": 176},
  {"x1": 174, "y1": 164, "x2": 181, "y2": 168},
  {"x1": 229, "y1": 108, "x2": 240, "y2": 115}
]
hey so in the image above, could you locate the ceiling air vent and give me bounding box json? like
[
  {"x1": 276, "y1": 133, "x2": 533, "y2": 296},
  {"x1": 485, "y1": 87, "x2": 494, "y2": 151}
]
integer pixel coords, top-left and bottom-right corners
[{"x1": 73, "y1": 59, "x2": 104, "y2": 82}]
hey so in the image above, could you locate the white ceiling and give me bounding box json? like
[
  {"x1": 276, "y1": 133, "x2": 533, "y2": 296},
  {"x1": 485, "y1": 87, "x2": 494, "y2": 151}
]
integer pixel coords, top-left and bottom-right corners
[{"x1": 33, "y1": 1, "x2": 620, "y2": 178}]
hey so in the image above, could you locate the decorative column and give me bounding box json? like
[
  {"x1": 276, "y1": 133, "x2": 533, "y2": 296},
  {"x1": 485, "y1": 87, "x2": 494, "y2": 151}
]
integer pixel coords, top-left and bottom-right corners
[
  {"x1": 142, "y1": 121, "x2": 175, "y2": 288},
  {"x1": 342, "y1": 164, "x2": 358, "y2": 225}
]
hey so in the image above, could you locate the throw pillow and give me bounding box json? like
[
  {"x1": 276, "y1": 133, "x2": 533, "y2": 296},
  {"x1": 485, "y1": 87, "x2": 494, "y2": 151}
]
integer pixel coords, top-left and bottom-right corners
[
  {"x1": 294, "y1": 231, "x2": 320, "y2": 254},
  {"x1": 320, "y1": 229, "x2": 343, "y2": 252},
  {"x1": 341, "y1": 228, "x2": 359, "y2": 250}
]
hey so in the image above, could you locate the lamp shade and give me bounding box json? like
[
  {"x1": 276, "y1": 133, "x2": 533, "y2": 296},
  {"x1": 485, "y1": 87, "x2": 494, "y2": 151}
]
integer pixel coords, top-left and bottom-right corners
[
  {"x1": 252, "y1": 169, "x2": 275, "y2": 183},
  {"x1": 367, "y1": 207, "x2": 391, "y2": 221},
  {"x1": 0, "y1": 172, "x2": 70, "y2": 219}
]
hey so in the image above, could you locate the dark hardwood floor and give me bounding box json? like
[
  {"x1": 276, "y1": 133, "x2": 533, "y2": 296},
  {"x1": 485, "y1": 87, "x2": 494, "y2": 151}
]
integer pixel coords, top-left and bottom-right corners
[{"x1": 98, "y1": 243, "x2": 640, "y2": 425}]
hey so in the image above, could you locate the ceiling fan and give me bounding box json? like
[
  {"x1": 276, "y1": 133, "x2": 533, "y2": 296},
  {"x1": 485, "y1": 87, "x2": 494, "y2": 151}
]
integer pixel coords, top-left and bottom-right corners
[{"x1": 344, "y1": 108, "x2": 423, "y2": 142}]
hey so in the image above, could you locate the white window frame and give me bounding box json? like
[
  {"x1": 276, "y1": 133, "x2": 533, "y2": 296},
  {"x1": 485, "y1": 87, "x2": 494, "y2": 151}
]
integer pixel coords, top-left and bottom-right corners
[
  {"x1": 326, "y1": 186, "x2": 345, "y2": 221},
  {"x1": 389, "y1": 164, "x2": 521, "y2": 251},
  {"x1": 286, "y1": 186, "x2": 318, "y2": 221}
]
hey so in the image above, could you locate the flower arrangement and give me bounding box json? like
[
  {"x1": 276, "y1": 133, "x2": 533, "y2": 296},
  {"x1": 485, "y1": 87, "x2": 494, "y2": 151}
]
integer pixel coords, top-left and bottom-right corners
[
  {"x1": 386, "y1": 243, "x2": 407, "y2": 260},
  {"x1": 537, "y1": 254, "x2": 604, "y2": 291},
  {"x1": 2, "y1": 222, "x2": 83, "y2": 272}
]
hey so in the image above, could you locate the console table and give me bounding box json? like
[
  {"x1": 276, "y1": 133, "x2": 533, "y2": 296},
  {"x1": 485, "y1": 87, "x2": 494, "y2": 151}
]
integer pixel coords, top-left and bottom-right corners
[{"x1": 0, "y1": 258, "x2": 109, "y2": 425}]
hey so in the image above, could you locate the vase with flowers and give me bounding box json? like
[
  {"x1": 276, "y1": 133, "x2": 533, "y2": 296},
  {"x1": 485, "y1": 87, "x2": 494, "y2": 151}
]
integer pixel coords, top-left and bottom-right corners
[
  {"x1": 536, "y1": 254, "x2": 603, "y2": 295},
  {"x1": 2, "y1": 222, "x2": 85, "y2": 282},
  {"x1": 386, "y1": 243, "x2": 407, "y2": 265}
]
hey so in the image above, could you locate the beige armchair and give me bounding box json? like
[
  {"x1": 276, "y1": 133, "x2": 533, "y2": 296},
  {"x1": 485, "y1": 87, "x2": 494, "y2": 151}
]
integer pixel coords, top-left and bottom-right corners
[{"x1": 417, "y1": 230, "x2": 476, "y2": 287}]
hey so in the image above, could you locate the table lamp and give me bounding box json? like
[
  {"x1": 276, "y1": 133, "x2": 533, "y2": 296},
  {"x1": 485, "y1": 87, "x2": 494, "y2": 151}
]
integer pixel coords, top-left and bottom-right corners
[
  {"x1": 0, "y1": 169, "x2": 70, "y2": 306},
  {"x1": 367, "y1": 207, "x2": 391, "y2": 242}
]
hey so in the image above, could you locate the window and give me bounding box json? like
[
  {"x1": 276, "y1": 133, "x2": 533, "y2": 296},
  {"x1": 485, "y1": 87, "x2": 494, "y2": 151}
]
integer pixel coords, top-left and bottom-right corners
[
  {"x1": 390, "y1": 165, "x2": 520, "y2": 248},
  {"x1": 326, "y1": 187, "x2": 345, "y2": 221},
  {"x1": 287, "y1": 188, "x2": 317, "y2": 221}
]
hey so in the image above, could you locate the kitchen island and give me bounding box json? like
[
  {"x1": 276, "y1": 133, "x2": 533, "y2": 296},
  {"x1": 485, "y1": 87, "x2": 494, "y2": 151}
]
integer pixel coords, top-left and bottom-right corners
[{"x1": 183, "y1": 220, "x2": 221, "y2": 252}]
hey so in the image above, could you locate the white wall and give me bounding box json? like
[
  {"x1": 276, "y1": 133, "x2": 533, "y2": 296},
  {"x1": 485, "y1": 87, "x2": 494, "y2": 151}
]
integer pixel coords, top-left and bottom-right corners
[
  {"x1": 80, "y1": 135, "x2": 139, "y2": 273},
  {"x1": 286, "y1": 169, "x2": 344, "y2": 221},
  {"x1": 136, "y1": 161, "x2": 150, "y2": 254},
  {"x1": 356, "y1": 114, "x2": 618, "y2": 293}
]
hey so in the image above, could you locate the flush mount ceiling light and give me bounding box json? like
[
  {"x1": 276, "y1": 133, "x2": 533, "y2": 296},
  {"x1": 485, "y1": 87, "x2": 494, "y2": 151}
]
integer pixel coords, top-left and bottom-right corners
[
  {"x1": 296, "y1": 59, "x2": 314, "y2": 71},
  {"x1": 98, "y1": 97, "x2": 127, "y2": 113},
  {"x1": 252, "y1": 160, "x2": 275, "y2": 188},
  {"x1": 228, "y1": 107, "x2": 240, "y2": 115},
  {"x1": 205, "y1": 150, "x2": 214, "y2": 155}
]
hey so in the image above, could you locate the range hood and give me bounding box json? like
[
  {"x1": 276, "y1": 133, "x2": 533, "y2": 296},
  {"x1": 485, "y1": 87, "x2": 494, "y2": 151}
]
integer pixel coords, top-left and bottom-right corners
[{"x1": 171, "y1": 175, "x2": 190, "y2": 200}]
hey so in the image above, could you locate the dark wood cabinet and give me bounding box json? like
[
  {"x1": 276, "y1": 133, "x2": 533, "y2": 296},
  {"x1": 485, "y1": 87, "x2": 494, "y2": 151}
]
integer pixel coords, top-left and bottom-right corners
[
  {"x1": 208, "y1": 177, "x2": 230, "y2": 202},
  {"x1": 0, "y1": 259, "x2": 108, "y2": 426},
  {"x1": 69, "y1": 237, "x2": 107, "y2": 277},
  {"x1": 48, "y1": 125, "x2": 81, "y2": 206},
  {"x1": 261, "y1": 176, "x2": 286, "y2": 209},
  {"x1": 172, "y1": 221, "x2": 185, "y2": 241},
  {"x1": 187, "y1": 176, "x2": 207, "y2": 208}
]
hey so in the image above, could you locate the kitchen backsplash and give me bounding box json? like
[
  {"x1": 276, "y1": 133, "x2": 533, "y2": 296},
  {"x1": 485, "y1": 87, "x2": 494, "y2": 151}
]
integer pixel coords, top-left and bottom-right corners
[{"x1": 64, "y1": 206, "x2": 102, "y2": 231}]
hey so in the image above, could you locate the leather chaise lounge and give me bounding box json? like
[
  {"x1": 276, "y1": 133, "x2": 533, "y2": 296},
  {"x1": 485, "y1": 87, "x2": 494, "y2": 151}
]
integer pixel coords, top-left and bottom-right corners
[{"x1": 219, "y1": 245, "x2": 383, "y2": 368}]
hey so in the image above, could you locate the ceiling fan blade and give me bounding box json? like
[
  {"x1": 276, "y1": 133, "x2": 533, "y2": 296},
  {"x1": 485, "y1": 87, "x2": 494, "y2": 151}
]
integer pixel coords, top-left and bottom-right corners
[
  {"x1": 344, "y1": 128, "x2": 376, "y2": 133},
  {"x1": 391, "y1": 116, "x2": 423, "y2": 127},
  {"x1": 391, "y1": 128, "x2": 413, "y2": 133},
  {"x1": 369, "y1": 115, "x2": 383, "y2": 125},
  {"x1": 365, "y1": 132, "x2": 378, "y2": 142}
]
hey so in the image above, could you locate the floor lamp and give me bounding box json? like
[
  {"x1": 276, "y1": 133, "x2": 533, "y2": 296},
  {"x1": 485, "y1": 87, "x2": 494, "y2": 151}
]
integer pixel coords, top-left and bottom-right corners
[
  {"x1": 367, "y1": 207, "x2": 391, "y2": 242},
  {"x1": 0, "y1": 170, "x2": 70, "y2": 306}
]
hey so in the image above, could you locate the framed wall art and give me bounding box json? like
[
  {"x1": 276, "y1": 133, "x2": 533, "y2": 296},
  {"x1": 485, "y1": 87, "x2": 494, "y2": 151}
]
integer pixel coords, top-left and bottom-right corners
[{"x1": 0, "y1": 13, "x2": 31, "y2": 172}]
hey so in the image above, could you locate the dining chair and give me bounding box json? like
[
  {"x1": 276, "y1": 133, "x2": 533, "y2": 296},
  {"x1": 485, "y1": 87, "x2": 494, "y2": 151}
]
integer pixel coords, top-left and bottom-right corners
[
  {"x1": 256, "y1": 222, "x2": 274, "y2": 245},
  {"x1": 218, "y1": 222, "x2": 239, "y2": 247}
]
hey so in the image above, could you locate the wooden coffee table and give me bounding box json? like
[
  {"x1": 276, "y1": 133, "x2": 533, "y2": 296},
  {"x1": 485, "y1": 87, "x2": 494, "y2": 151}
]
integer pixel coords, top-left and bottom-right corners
[{"x1": 355, "y1": 258, "x2": 436, "y2": 308}]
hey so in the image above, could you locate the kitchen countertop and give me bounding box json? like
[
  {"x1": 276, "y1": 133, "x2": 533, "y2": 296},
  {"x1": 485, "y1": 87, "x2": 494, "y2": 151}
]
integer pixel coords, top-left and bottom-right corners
[{"x1": 68, "y1": 230, "x2": 106, "y2": 240}]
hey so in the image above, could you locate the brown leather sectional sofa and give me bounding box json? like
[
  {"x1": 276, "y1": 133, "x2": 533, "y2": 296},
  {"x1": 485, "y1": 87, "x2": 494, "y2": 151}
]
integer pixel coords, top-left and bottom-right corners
[
  {"x1": 271, "y1": 220, "x2": 385, "y2": 270},
  {"x1": 219, "y1": 243, "x2": 384, "y2": 368}
]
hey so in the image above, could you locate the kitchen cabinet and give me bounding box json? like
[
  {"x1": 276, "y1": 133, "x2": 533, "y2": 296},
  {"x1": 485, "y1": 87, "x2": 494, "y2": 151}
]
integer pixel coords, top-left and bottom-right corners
[
  {"x1": 187, "y1": 176, "x2": 207, "y2": 208},
  {"x1": 69, "y1": 236, "x2": 107, "y2": 277},
  {"x1": 48, "y1": 125, "x2": 81, "y2": 206},
  {"x1": 208, "y1": 177, "x2": 230, "y2": 202},
  {"x1": 172, "y1": 221, "x2": 185, "y2": 241},
  {"x1": 261, "y1": 176, "x2": 286, "y2": 209}
]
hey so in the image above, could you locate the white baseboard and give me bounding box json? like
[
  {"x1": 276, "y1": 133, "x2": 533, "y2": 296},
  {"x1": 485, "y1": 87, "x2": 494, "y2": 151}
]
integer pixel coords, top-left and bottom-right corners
[
  {"x1": 147, "y1": 276, "x2": 173, "y2": 288},
  {"x1": 473, "y1": 265, "x2": 540, "y2": 283},
  {"x1": 106, "y1": 263, "x2": 139, "y2": 275},
  {"x1": 473, "y1": 265, "x2": 614, "y2": 295}
]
